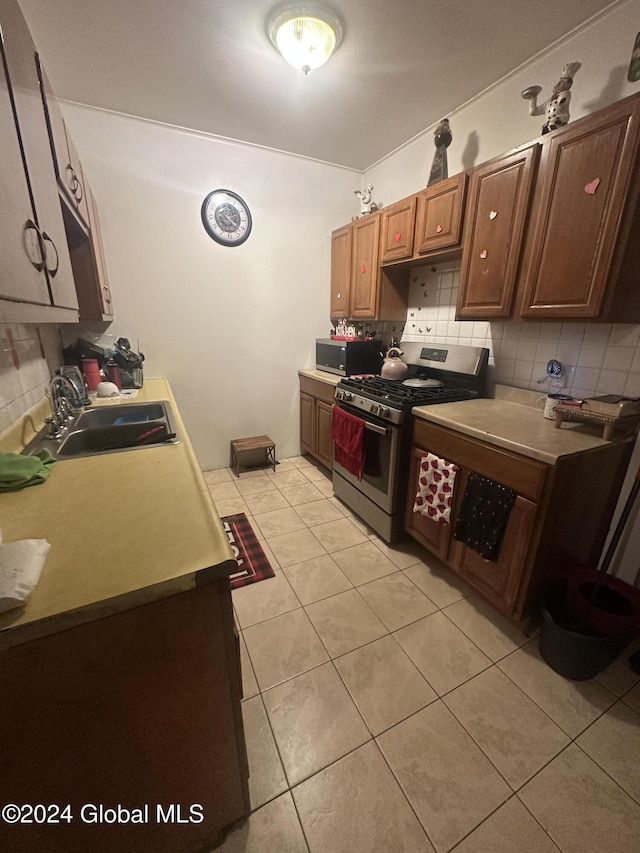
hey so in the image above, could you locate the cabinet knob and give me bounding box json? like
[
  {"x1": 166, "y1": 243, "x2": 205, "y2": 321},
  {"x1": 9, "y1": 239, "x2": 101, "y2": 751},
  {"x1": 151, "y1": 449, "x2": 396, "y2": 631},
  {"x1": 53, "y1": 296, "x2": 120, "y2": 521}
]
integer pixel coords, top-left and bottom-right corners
[
  {"x1": 480, "y1": 249, "x2": 488, "y2": 259},
  {"x1": 360, "y1": 265, "x2": 366, "y2": 274},
  {"x1": 436, "y1": 225, "x2": 443, "y2": 233},
  {"x1": 394, "y1": 233, "x2": 401, "y2": 242}
]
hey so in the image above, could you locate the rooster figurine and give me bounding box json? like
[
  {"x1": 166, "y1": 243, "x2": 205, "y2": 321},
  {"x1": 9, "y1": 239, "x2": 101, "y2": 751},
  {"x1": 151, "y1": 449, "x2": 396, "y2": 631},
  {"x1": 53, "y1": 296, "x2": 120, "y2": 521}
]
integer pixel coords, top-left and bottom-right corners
[{"x1": 521, "y1": 62, "x2": 581, "y2": 134}]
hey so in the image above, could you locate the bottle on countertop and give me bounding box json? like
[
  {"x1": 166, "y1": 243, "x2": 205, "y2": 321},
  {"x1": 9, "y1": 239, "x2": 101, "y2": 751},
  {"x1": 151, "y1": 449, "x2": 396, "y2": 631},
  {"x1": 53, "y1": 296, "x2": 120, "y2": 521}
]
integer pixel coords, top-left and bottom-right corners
[{"x1": 105, "y1": 359, "x2": 122, "y2": 390}]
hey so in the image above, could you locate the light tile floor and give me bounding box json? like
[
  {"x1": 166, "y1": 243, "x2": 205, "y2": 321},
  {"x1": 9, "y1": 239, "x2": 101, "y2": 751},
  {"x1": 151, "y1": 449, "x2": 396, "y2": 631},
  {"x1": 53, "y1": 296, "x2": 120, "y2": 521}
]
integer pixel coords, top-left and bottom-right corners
[{"x1": 205, "y1": 458, "x2": 640, "y2": 853}]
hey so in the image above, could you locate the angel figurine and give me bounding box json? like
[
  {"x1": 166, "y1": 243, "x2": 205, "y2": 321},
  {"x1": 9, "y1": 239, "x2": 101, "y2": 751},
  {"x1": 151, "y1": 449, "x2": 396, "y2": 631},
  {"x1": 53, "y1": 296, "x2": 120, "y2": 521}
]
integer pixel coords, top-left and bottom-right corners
[
  {"x1": 427, "y1": 118, "x2": 452, "y2": 186},
  {"x1": 354, "y1": 184, "x2": 377, "y2": 216},
  {"x1": 521, "y1": 62, "x2": 581, "y2": 134}
]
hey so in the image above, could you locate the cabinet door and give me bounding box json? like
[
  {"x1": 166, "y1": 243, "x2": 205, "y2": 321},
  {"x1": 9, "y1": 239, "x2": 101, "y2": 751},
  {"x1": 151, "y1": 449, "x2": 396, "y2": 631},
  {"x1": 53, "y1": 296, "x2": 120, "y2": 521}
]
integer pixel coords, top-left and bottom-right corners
[
  {"x1": 414, "y1": 173, "x2": 467, "y2": 256},
  {"x1": 315, "y1": 400, "x2": 334, "y2": 469},
  {"x1": 0, "y1": 37, "x2": 50, "y2": 305},
  {"x1": 519, "y1": 98, "x2": 640, "y2": 319},
  {"x1": 86, "y1": 183, "x2": 114, "y2": 318},
  {"x1": 350, "y1": 213, "x2": 380, "y2": 318},
  {"x1": 404, "y1": 447, "x2": 453, "y2": 561},
  {"x1": 330, "y1": 224, "x2": 351, "y2": 318},
  {"x1": 0, "y1": 0, "x2": 77, "y2": 311},
  {"x1": 457, "y1": 144, "x2": 539, "y2": 318},
  {"x1": 300, "y1": 392, "x2": 314, "y2": 456},
  {"x1": 380, "y1": 196, "x2": 416, "y2": 263},
  {"x1": 37, "y1": 58, "x2": 90, "y2": 228},
  {"x1": 449, "y1": 485, "x2": 537, "y2": 613}
]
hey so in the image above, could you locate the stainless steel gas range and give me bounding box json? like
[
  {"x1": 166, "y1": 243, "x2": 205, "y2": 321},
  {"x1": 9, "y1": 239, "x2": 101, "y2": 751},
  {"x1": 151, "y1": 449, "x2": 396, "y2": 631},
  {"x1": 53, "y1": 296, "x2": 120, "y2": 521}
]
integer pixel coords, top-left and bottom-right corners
[{"x1": 332, "y1": 341, "x2": 489, "y2": 543}]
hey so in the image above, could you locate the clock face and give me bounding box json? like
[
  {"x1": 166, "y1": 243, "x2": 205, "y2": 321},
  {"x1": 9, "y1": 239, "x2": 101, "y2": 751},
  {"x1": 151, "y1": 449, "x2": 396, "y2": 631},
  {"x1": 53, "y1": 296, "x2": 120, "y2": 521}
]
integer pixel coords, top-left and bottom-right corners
[{"x1": 201, "y1": 189, "x2": 252, "y2": 246}]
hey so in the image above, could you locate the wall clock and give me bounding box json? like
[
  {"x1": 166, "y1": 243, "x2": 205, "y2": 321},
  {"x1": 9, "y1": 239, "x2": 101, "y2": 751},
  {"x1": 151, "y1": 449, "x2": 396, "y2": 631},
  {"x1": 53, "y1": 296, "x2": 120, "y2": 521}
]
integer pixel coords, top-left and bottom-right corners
[{"x1": 201, "y1": 189, "x2": 252, "y2": 246}]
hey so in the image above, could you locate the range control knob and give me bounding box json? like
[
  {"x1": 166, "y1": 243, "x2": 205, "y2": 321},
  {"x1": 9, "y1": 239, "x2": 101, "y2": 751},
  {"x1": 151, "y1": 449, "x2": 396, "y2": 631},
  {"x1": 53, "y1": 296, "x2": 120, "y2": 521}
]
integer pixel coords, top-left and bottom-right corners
[
  {"x1": 343, "y1": 392, "x2": 353, "y2": 401},
  {"x1": 378, "y1": 406, "x2": 391, "y2": 417},
  {"x1": 369, "y1": 403, "x2": 379, "y2": 414}
]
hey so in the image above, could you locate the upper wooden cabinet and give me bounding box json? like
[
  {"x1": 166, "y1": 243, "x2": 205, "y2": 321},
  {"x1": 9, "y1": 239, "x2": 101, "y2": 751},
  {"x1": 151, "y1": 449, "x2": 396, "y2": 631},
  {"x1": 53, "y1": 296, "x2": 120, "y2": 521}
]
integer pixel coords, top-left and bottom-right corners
[
  {"x1": 330, "y1": 223, "x2": 352, "y2": 318},
  {"x1": 457, "y1": 144, "x2": 540, "y2": 319},
  {"x1": 0, "y1": 0, "x2": 78, "y2": 319},
  {"x1": 518, "y1": 95, "x2": 640, "y2": 321},
  {"x1": 37, "y1": 57, "x2": 90, "y2": 229},
  {"x1": 414, "y1": 172, "x2": 467, "y2": 257},
  {"x1": 0, "y1": 39, "x2": 51, "y2": 308},
  {"x1": 329, "y1": 214, "x2": 409, "y2": 321},
  {"x1": 379, "y1": 195, "x2": 416, "y2": 263},
  {"x1": 350, "y1": 213, "x2": 381, "y2": 318},
  {"x1": 0, "y1": 0, "x2": 114, "y2": 323}
]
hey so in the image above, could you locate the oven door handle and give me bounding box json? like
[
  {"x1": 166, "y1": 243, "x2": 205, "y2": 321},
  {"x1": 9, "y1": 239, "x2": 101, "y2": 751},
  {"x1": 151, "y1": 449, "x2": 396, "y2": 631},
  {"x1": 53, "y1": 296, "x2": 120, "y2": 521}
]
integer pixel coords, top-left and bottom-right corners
[{"x1": 364, "y1": 421, "x2": 388, "y2": 436}]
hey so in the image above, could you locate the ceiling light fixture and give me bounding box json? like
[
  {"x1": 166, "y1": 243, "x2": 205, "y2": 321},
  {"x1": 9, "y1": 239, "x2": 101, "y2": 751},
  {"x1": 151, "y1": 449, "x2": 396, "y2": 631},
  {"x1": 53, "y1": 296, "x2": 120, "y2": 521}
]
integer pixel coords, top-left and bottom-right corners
[{"x1": 268, "y1": 4, "x2": 343, "y2": 75}]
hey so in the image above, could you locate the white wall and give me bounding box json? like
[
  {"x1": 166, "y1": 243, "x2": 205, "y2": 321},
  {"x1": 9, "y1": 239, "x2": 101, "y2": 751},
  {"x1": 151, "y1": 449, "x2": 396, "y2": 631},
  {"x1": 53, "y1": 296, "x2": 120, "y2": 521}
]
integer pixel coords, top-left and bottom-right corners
[
  {"x1": 60, "y1": 106, "x2": 359, "y2": 470},
  {"x1": 365, "y1": 0, "x2": 640, "y2": 200}
]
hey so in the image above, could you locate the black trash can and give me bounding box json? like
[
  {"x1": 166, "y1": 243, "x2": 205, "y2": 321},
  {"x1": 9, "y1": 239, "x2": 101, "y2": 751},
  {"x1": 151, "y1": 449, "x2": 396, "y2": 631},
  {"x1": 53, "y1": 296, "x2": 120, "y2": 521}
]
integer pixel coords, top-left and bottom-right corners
[{"x1": 539, "y1": 580, "x2": 631, "y2": 681}]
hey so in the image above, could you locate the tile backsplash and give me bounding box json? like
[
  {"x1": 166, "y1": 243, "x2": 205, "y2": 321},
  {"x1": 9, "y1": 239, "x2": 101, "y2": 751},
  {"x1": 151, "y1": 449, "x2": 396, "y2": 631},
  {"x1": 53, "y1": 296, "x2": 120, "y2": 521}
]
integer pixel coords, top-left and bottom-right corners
[
  {"x1": 403, "y1": 264, "x2": 640, "y2": 401},
  {"x1": 0, "y1": 324, "x2": 62, "y2": 434}
]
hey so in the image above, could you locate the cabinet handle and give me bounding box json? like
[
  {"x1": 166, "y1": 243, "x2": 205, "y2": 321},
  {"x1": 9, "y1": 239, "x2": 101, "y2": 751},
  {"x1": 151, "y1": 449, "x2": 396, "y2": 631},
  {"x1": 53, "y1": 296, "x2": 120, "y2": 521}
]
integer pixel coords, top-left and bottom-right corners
[
  {"x1": 23, "y1": 219, "x2": 45, "y2": 272},
  {"x1": 103, "y1": 286, "x2": 112, "y2": 305},
  {"x1": 41, "y1": 232, "x2": 59, "y2": 277},
  {"x1": 66, "y1": 165, "x2": 83, "y2": 204}
]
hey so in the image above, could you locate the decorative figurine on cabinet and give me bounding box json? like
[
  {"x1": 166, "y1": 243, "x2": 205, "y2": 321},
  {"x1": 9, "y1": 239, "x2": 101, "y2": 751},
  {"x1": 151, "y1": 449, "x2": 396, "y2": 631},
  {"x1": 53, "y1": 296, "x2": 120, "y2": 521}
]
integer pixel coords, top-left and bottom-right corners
[
  {"x1": 521, "y1": 62, "x2": 581, "y2": 134},
  {"x1": 427, "y1": 118, "x2": 452, "y2": 186},
  {"x1": 354, "y1": 184, "x2": 379, "y2": 216}
]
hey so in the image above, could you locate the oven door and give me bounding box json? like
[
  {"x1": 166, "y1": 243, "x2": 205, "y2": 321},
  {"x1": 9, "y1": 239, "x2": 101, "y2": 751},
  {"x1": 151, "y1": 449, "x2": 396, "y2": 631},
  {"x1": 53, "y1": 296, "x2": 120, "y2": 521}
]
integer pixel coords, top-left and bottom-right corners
[{"x1": 332, "y1": 403, "x2": 401, "y2": 514}]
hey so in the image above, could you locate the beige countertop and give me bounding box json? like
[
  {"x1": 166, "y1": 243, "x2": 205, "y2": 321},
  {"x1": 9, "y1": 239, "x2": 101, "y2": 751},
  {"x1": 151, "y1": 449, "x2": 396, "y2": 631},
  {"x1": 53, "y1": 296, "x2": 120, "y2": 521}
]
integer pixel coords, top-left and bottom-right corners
[
  {"x1": 0, "y1": 379, "x2": 235, "y2": 650},
  {"x1": 298, "y1": 368, "x2": 342, "y2": 386},
  {"x1": 412, "y1": 397, "x2": 629, "y2": 464}
]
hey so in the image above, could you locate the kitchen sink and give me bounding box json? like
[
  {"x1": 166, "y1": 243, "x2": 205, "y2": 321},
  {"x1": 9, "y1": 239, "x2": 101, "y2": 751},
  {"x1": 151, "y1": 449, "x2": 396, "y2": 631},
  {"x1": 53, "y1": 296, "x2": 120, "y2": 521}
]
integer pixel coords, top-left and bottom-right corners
[
  {"x1": 21, "y1": 401, "x2": 180, "y2": 460},
  {"x1": 74, "y1": 401, "x2": 169, "y2": 428}
]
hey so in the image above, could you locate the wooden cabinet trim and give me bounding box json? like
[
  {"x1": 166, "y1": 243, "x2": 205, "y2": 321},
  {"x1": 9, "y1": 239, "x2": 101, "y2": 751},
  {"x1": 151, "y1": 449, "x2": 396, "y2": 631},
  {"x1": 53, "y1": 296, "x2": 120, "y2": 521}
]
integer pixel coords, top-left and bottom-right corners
[
  {"x1": 299, "y1": 375, "x2": 336, "y2": 405},
  {"x1": 518, "y1": 97, "x2": 640, "y2": 320},
  {"x1": 404, "y1": 446, "x2": 453, "y2": 561},
  {"x1": 449, "y1": 488, "x2": 537, "y2": 613},
  {"x1": 350, "y1": 213, "x2": 381, "y2": 318},
  {"x1": 414, "y1": 172, "x2": 468, "y2": 256},
  {"x1": 330, "y1": 223, "x2": 352, "y2": 318},
  {"x1": 413, "y1": 419, "x2": 547, "y2": 502},
  {"x1": 457, "y1": 144, "x2": 540, "y2": 319},
  {"x1": 380, "y1": 195, "x2": 417, "y2": 263}
]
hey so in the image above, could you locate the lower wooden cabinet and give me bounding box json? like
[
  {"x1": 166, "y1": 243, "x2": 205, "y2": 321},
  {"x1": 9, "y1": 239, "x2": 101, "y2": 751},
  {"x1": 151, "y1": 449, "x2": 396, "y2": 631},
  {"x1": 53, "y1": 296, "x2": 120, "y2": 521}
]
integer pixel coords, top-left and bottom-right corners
[
  {"x1": 0, "y1": 579, "x2": 249, "y2": 853},
  {"x1": 406, "y1": 417, "x2": 634, "y2": 625},
  {"x1": 299, "y1": 375, "x2": 335, "y2": 469}
]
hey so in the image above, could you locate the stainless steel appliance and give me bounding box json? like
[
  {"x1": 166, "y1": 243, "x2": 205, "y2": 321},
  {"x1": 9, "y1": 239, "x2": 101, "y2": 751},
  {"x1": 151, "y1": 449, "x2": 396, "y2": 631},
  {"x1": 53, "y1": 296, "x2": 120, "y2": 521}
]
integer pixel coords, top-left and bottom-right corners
[
  {"x1": 332, "y1": 341, "x2": 489, "y2": 542},
  {"x1": 316, "y1": 338, "x2": 384, "y2": 377}
]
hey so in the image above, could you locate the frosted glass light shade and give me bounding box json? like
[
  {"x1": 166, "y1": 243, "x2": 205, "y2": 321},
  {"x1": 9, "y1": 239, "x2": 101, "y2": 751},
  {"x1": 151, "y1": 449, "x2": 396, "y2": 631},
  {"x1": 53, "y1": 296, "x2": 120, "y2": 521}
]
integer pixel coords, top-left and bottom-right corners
[{"x1": 269, "y1": 5, "x2": 342, "y2": 75}]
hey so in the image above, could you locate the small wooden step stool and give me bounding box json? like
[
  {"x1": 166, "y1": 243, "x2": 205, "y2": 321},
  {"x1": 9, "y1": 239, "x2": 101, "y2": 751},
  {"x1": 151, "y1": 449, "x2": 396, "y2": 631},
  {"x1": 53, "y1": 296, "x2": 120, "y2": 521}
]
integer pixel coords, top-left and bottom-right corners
[{"x1": 230, "y1": 435, "x2": 276, "y2": 477}]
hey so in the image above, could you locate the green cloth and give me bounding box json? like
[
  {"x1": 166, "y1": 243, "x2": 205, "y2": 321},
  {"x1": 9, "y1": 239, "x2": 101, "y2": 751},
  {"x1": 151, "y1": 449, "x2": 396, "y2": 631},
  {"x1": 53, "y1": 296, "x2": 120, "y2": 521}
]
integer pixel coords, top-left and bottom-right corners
[{"x1": 0, "y1": 449, "x2": 57, "y2": 492}]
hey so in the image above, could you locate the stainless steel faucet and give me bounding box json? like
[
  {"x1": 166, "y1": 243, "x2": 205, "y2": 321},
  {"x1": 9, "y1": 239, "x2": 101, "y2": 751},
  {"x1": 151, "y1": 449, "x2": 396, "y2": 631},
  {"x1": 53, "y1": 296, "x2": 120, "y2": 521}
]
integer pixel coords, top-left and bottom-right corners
[{"x1": 46, "y1": 375, "x2": 84, "y2": 438}]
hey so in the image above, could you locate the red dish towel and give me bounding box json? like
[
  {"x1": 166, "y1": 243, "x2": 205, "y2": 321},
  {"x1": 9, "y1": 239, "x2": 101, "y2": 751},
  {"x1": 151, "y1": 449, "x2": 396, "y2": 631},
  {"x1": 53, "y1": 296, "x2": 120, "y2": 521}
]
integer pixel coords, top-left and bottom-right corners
[{"x1": 331, "y1": 406, "x2": 365, "y2": 479}]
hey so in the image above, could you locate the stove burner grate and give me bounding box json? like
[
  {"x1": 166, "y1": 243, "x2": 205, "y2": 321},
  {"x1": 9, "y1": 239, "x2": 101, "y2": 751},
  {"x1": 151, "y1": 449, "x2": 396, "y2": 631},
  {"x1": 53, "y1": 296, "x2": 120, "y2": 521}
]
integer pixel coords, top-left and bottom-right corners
[{"x1": 339, "y1": 376, "x2": 476, "y2": 409}]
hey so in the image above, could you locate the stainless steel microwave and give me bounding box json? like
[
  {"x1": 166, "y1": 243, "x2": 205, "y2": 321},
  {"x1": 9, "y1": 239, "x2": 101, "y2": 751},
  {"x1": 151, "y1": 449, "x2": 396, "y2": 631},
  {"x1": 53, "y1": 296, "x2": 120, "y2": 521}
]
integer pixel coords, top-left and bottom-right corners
[{"x1": 315, "y1": 338, "x2": 383, "y2": 376}]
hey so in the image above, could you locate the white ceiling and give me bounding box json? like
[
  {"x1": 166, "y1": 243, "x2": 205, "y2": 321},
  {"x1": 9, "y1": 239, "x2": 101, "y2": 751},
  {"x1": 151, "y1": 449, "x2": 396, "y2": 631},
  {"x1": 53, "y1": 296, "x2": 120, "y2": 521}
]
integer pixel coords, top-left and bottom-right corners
[{"x1": 18, "y1": 0, "x2": 618, "y2": 170}]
